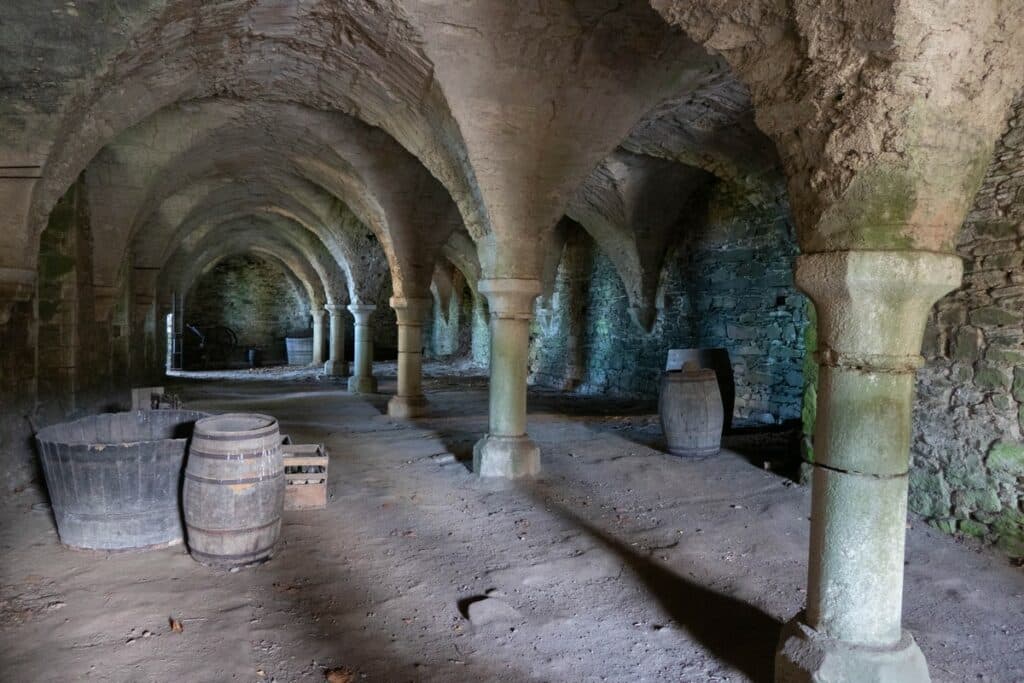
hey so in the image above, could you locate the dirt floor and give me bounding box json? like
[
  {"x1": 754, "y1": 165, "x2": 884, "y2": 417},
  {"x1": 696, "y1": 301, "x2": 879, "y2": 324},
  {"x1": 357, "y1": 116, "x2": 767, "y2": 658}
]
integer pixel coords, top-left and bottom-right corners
[{"x1": 1, "y1": 364, "x2": 1022, "y2": 682}]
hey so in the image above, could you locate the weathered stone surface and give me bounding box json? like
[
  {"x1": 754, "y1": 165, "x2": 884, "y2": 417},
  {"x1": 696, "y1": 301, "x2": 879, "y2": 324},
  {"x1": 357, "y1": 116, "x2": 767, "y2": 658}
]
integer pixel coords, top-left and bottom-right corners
[
  {"x1": 987, "y1": 442, "x2": 1024, "y2": 477},
  {"x1": 530, "y1": 184, "x2": 806, "y2": 426},
  {"x1": 908, "y1": 469, "x2": 951, "y2": 519},
  {"x1": 914, "y1": 95, "x2": 1024, "y2": 555},
  {"x1": 186, "y1": 254, "x2": 313, "y2": 366}
]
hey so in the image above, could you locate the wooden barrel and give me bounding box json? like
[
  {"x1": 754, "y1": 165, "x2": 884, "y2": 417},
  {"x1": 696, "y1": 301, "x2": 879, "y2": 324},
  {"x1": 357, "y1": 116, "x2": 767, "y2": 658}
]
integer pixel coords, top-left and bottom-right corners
[
  {"x1": 659, "y1": 362, "x2": 724, "y2": 457},
  {"x1": 666, "y1": 347, "x2": 735, "y2": 430},
  {"x1": 183, "y1": 413, "x2": 284, "y2": 568},
  {"x1": 285, "y1": 337, "x2": 313, "y2": 365},
  {"x1": 35, "y1": 410, "x2": 208, "y2": 551}
]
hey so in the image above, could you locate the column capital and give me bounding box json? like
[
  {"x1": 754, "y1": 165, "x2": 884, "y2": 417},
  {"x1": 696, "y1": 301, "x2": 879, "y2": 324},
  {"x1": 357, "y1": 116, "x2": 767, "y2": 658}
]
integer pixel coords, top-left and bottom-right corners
[
  {"x1": 478, "y1": 278, "x2": 541, "y2": 320},
  {"x1": 324, "y1": 303, "x2": 347, "y2": 315},
  {"x1": 796, "y1": 250, "x2": 962, "y2": 364},
  {"x1": 347, "y1": 303, "x2": 376, "y2": 322},
  {"x1": 389, "y1": 296, "x2": 432, "y2": 325},
  {"x1": 310, "y1": 308, "x2": 326, "y2": 323}
]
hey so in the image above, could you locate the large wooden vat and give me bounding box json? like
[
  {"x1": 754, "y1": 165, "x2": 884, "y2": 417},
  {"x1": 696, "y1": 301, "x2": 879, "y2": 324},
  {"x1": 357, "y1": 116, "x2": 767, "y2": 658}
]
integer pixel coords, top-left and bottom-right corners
[
  {"x1": 35, "y1": 410, "x2": 208, "y2": 551},
  {"x1": 659, "y1": 363, "x2": 724, "y2": 457},
  {"x1": 285, "y1": 337, "x2": 313, "y2": 366},
  {"x1": 183, "y1": 413, "x2": 284, "y2": 568}
]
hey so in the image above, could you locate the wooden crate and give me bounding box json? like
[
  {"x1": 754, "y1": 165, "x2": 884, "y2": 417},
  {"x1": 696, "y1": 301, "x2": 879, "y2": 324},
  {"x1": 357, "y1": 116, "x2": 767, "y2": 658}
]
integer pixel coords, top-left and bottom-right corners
[{"x1": 280, "y1": 436, "x2": 328, "y2": 510}]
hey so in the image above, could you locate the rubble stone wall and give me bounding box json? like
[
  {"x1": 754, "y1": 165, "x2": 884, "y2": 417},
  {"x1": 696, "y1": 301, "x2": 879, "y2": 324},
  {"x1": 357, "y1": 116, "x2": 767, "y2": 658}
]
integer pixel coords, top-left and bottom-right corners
[
  {"x1": 913, "y1": 97, "x2": 1024, "y2": 556},
  {"x1": 530, "y1": 185, "x2": 808, "y2": 427},
  {"x1": 185, "y1": 254, "x2": 312, "y2": 366}
]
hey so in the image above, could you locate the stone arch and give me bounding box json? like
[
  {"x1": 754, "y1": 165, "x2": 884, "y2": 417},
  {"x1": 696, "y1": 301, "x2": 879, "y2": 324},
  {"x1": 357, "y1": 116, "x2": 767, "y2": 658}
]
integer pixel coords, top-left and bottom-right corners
[{"x1": 24, "y1": 1, "x2": 484, "y2": 272}]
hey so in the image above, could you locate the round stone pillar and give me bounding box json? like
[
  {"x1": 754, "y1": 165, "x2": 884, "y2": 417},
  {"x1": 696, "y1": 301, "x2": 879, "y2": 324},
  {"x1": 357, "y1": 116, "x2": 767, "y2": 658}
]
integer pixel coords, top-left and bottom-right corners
[
  {"x1": 387, "y1": 297, "x2": 431, "y2": 418},
  {"x1": 324, "y1": 304, "x2": 348, "y2": 377},
  {"x1": 472, "y1": 278, "x2": 541, "y2": 478},
  {"x1": 310, "y1": 309, "x2": 326, "y2": 366},
  {"x1": 776, "y1": 251, "x2": 962, "y2": 683},
  {"x1": 347, "y1": 304, "x2": 377, "y2": 393}
]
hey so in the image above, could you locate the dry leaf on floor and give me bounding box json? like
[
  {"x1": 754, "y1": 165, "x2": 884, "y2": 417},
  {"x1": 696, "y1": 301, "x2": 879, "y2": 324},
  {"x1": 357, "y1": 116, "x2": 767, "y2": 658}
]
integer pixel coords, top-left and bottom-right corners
[
  {"x1": 169, "y1": 617, "x2": 183, "y2": 633},
  {"x1": 324, "y1": 667, "x2": 355, "y2": 683}
]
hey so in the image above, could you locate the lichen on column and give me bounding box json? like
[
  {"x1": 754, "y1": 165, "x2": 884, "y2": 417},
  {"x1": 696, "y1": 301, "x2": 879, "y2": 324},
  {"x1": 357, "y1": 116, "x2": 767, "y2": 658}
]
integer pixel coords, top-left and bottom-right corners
[{"x1": 776, "y1": 250, "x2": 962, "y2": 683}]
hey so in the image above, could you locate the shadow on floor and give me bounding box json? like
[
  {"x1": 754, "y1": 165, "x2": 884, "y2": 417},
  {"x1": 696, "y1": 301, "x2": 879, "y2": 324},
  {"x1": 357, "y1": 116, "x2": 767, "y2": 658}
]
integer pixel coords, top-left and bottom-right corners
[
  {"x1": 527, "y1": 484, "x2": 781, "y2": 682},
  {"x1": 722, "y1": 423, "x2": 803, "y2": 482}
]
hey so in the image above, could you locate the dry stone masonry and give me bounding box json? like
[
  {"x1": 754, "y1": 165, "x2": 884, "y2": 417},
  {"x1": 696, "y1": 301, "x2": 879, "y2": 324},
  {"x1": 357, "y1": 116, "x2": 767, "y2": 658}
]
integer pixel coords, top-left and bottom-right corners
[
  {"x1": 530, "y1": 186, "x2": 807, "y2": 427},
  {"x1": 914, "y1": 94, "x2": 1024, "y2": 557}
]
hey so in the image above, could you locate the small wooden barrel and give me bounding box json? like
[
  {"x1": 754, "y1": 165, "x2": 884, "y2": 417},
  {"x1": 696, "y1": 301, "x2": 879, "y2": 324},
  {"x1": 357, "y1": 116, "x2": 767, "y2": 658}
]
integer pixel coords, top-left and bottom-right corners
[
  {"x1": 659, "y1": 363, "x2": 724, "y2": 457},
  {"x1": 183, "y1": 413, "x2": 284, "y2": 568}
]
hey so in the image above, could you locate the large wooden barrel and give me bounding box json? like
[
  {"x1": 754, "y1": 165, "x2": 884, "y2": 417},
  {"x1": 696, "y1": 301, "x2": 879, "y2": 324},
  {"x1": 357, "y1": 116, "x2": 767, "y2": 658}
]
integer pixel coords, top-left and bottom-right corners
[
  {"x1": 659, "y1": 363, "x2": 724, "y2": 457},
  {"x1": 35, "y1": 410, "x2": 208, "y2": 551},
  {"x1": 285, "y1": 337, "x2": 313, "y2": 365},
  {"x1": 183, "y1": 413, "x2": 284, "y2": 568}
]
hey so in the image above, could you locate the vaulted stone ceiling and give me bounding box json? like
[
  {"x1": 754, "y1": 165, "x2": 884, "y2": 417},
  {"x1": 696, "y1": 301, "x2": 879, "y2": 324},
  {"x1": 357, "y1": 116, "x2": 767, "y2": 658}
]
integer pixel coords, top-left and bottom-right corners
[
  {"x1": 1, "y1": 0, "x2": 788, "y2": 314},
  {"x1": 1, "y1": 0, "x2": 1021, "y2": 321}
]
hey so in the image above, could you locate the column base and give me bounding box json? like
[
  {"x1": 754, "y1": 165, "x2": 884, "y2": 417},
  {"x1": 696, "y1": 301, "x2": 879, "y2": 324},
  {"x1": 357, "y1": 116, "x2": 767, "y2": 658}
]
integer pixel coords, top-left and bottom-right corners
[
  {"x1": 387, "y1": 394, "x2": 427, "y2": 418},
  {"x1": 348, "y1": 375, "x2": 378, "y2": 394},
  {"x1": 472, "y1": 434, "x2": 540, "y2": 478},
  {"x1": 776, "y1": 615, "x2": 930, "y2": 683},
  {"x1": 324, "y1": 360, "x2": 348, "y2": 377}
]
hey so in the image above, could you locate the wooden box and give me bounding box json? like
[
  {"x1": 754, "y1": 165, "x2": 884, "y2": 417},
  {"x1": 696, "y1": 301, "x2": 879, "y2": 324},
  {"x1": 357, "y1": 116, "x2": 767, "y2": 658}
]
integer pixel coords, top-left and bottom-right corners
[{"x1": 280, "y1": 436, "x2": 328, "y2": 510}]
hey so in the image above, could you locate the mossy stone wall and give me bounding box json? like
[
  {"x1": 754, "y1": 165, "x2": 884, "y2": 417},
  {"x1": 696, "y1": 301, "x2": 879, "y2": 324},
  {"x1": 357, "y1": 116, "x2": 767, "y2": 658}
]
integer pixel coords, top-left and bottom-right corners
[
  {"x1": 529, "y1": 185, "x2": 808, "y2": 426},
  {"x1": 912, "y1": 95, "x2": 1024, "y2": 557}
]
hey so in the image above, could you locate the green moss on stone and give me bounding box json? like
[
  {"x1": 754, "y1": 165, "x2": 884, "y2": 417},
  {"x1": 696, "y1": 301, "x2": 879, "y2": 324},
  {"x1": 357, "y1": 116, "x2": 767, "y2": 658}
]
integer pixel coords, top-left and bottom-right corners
[
  {"x1": 961, "y1": 487, "x2": 1003, "y2": 514},
  {"x1": 933, "y1": 518, "x2": 957, "y2": 534},
  {"x1": 970, "y1": 306, "x2": 1021, "y2": 327},
  {"x1": 993, "y1": 510, "x2": 1024, "y2": 557},
  {"x1": 958, "y1": 519, "x2": 988, "y2": 539},
  {"x1": 975, "y1": 365, "x2": 1011, "y2": 391},
  {"x1": 946, "y1": 452, "x2": 991, "y2": 491},
  {"x1": 1012, "y1": 368, "x2": 1024, "y2": 402},
  {"x1": 985, "y1": 348, "x2": 1024, "y2": 365},
  {"x1": 987, "y1": 441, "x2": 1024, "y2": 477},
  {"x1": 991, "y1": 393, "x2": 1014, "y2": 411},
  {"x1": 909, "y1": 469, "x2": 952, "y2": 518}
]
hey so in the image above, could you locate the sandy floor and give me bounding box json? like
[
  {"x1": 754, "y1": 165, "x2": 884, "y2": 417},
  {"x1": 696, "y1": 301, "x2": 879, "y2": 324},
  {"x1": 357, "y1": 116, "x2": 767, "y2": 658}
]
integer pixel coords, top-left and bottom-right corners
[{"x1": 1, "y1": 365, "x2": 1021, "y2": 682}]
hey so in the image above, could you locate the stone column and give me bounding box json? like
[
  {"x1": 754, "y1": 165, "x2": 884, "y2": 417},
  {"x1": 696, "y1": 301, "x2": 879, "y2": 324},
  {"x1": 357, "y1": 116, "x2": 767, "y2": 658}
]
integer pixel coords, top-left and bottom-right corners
[
  {"x1": 388, "y1": 297, "x2": 431, "y2": 418},
  {"x1": 310, "y1": 309, "x2": 326, "y2": 366},
  {"x1": 776, "y1": 251, "x2": 962, "y2": 683},
  {"x1": 347, "y1": 304, "x2": 377, "y2": 393},
  {"x1": 324, "y1": 304, "x2": 348, "y2": 377},
  {"x1": 472, "y1": 279, "x2": 541, "y2": 478}
]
